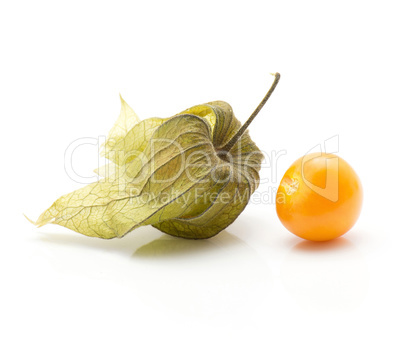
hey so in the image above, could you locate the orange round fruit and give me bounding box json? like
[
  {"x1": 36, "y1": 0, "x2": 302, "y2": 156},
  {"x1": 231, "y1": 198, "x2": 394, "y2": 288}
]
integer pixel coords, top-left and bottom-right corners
[{"x1": 276, "y1": 153, "x2": 363, "y2": 241}]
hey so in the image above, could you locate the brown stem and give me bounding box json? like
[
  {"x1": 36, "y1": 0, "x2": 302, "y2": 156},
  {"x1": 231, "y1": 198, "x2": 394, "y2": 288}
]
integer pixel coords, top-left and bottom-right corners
[{"x1": 220, "y1": 72, "x2": 280, "y2": 153}]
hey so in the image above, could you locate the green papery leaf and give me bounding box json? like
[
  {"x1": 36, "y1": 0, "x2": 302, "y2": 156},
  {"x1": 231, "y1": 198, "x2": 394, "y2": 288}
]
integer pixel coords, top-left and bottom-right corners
[{"x1": 32, "y1": 96, "x2": 264, "y2": 239}]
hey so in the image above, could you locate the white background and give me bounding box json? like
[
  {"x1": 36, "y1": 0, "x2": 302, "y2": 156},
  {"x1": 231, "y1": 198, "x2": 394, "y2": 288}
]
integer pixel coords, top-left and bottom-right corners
[{"x1": 1, "y1": 1, "x2": 401, "y2": 338}]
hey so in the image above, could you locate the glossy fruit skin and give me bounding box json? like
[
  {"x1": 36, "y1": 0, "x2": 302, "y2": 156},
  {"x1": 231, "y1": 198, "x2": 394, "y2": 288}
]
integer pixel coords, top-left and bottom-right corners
[{"x1": 276, "y1": 153, "x2": 363, "y2": 241}]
